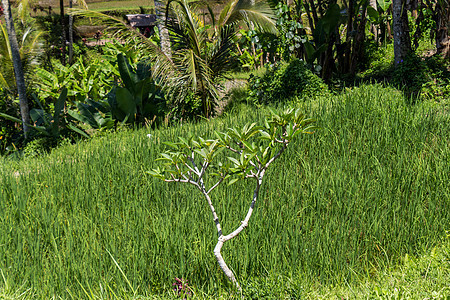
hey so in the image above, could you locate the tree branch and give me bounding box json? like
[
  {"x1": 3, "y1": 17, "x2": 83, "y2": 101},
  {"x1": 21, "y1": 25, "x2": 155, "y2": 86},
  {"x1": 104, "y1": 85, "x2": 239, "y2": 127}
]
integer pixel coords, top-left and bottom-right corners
[
  {"x1": 207, "y1": 174, "x2": 227, "y2": 194},
  {"x1": 263, "y1": 142, "x2": 287, "y2": 173}
]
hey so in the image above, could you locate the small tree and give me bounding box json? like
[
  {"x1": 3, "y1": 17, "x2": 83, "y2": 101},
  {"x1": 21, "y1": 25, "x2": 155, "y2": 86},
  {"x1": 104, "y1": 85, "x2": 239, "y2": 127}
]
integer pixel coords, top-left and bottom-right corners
[{"x1": 148, "y1": 108, "x2": 316, "y2": 291}]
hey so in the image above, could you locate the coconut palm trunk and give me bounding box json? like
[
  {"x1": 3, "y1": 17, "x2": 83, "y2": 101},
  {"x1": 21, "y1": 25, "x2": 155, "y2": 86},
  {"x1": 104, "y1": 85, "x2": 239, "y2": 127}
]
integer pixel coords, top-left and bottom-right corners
[
  {"x1": 60, "y1": 0, "x2": 66, "y2": 65},
  {"x1": 154, "y1": 0, "x2": 171, "y2": 59},
  {"x1": 68, "y1": 0, "x2": 73, "y2": 64},
  {"x1": 393, "y1": 0, "x2": 412, "y2": 64},
  {"x1": 1, "y1": 0, "x2": 30, "y2": 137}
]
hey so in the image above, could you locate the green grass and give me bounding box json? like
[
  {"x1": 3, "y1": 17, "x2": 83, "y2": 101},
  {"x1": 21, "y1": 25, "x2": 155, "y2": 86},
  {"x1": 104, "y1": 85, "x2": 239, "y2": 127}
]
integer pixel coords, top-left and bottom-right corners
[
  {"x1": 0, "y1": 84, "x2": 449, "y2": 298},
  {"x1": 86, "y1": 0, "x2": 153, "y2": 12}
]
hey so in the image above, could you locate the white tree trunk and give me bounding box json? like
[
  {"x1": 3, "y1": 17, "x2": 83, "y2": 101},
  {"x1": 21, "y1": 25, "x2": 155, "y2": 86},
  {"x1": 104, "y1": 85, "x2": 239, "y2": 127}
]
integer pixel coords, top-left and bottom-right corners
[
  {"x1": 1, "y1": 0, "x2": 30, "y2": 137},
  {"x1": 211, "y1": 177, "x2": 262, "y2": 291}
]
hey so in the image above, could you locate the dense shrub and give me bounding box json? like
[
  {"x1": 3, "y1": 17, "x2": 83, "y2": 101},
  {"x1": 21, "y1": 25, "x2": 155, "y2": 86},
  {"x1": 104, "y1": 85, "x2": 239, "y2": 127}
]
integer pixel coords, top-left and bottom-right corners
[
  {"x1": 22, "y1": 137, "x2": 58, "y2": 158},
  {"x1": 420, "y1": 55, "x2": 450, "y2": 103},
  {"x1": 391, "y1": 53, "x2": 428, "y2": 100},
  {"x1": 389, "y1": 53, "x2": 450, "y2": 102},
  {"x1": 360, "y1": 45, "x2": 450, "y2": 103},
  {"x1": 247, "y1": 59, "x2": 329, "y2": 105}
]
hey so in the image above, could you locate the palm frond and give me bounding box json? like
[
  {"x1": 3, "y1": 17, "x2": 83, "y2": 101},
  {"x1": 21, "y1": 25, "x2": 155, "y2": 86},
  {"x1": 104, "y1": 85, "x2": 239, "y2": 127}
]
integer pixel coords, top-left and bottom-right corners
[
  {"x1": 218, "y1": 0, "x2": 238, "y2": 29},
  {"x1": 209, "y1": 24, "x2": 238, "y2": 77},
  {"x1": 221, "y1": 0, "x2": 278, "y2": 35},
  {"x1": 166, "y1": 0, "x2": 206, "y2": 58},
  {"x1": 17, "y1": 0, "x2": 31, "y2": 26},
  {"x1": 70, "y1": 8, "x2": 179, "y2": 87},
  {"x1": 0, "y1": 71, "x2": 9, "y2": 91},
  {"x1": 73, "y1": 0, "x2": 89, "y2": 10},
  {"x1": 0, "y1": 22, "x2": 12, "y2": 60}
]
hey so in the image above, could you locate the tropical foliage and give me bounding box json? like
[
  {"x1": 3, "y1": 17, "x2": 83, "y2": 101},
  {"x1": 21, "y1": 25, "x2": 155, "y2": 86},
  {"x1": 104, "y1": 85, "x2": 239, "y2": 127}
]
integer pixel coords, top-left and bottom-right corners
[
  {"x1": 72, "y1": 0, "x2": 277, "y2": 118},
  {"x1": 247, "y1": 58, "x2": 329, "y2": 105},
  {"x1": 0, "y1": 3, "x2": 43, "y2": 96}
]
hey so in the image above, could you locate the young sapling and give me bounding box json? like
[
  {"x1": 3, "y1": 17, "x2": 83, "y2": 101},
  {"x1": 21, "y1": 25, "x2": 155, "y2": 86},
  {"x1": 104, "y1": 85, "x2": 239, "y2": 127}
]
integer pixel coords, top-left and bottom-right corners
[{"x1": 148, "y1": 108, "x2": 316, "y2": 291}]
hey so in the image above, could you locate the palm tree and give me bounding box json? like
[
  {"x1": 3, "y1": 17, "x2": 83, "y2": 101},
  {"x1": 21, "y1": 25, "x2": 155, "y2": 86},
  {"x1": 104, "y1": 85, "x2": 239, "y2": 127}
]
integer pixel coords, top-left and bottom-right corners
[
  {"x1": 0, "y1": 5, "x2": 44, "y2": 91},
  {"x1": 1, "y1": 0, "x2": 30, "y2": 137},
  {"x1": 72, "y1": 0, "x2": 277, "y2": 118}
]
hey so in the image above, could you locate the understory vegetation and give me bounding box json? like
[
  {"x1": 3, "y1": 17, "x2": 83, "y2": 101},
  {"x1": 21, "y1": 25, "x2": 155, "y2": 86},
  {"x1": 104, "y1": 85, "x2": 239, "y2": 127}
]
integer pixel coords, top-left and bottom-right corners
[{"x1": 1, "y1": 85, "x2": 449, "y2": 298}]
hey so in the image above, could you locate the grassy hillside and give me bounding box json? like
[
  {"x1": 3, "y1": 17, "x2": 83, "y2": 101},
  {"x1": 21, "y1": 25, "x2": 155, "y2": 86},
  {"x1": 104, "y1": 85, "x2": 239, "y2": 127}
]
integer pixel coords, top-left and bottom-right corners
[{"x1": 0, "y1": 84, "x2": 449, "y2": 298}]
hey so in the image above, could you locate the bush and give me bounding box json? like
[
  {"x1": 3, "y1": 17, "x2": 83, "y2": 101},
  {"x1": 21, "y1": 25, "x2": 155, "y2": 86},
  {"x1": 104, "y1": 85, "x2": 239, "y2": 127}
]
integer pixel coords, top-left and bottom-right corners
[
  {"x1": 420, "y1": 55, "x2": 450, "y2": 103},
  {"x1": 391, "y1": 53, "x2": 428, "y2": 100},
  {"x1": 22, "y1": 137, "x2": 56, "y2": 158},
  {"x1": 360, "y1": 45, "x2": 450, "y2": 103},
  {"x1": 0, "y1": 91, "x2": 21, "y2": 155},
  {"x1": 247, "y1": 59, "x2": 329, "y2": 105}
]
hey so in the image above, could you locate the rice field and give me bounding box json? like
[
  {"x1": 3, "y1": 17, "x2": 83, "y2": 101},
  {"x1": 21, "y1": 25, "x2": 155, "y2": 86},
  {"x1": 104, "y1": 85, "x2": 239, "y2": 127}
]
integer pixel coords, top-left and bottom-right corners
[{"x1": 0, "y1": 84, "x2": 449, "y2": 298}]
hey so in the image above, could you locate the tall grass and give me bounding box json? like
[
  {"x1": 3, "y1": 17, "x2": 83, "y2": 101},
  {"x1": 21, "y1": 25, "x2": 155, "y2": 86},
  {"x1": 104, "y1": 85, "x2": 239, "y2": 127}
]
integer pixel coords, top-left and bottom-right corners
[{"x1": 0, "y1": 84, "x2": 449, "y2": 298}]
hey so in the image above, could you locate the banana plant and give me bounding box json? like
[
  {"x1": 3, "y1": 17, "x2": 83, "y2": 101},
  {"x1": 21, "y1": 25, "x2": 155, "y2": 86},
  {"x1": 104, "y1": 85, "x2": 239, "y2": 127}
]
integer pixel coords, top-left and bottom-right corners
[
  {"x1": 106, "y1": 53, "x2": 165, "y2": 124},
  {"x1": 35, "y1": 57, "x2": 115, "y2": 103},
  {"x1": 304, "y1": 3, "x2": 341, "y2": 67},
  {"x1": 148, "y1": 107, "x2": 316, "y2": 291},
  {"x1": 68, "y1": 99, "x2": 114, "y2": 130},
  {"x1": 0, "y1": 88, "x2": 88, "y2": 138}
]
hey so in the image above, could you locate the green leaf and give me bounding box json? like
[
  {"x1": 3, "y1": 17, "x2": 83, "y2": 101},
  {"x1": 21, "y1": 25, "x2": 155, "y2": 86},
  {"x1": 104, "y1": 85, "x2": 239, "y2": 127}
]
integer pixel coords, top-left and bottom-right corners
[
  {"x1": 211, "y1": 146, "x2": 225, "y2": 159},
  {"x1": 208, "y1": 140, "x2": 219, "y2": 156},
  {"x1": 160, "y1": 153, "x2": 174, "y2": 162},
  {"x1": 304, "y1": 42, "x2": 316, "y2": 62},
  {"x1": 228, "y1": 178, "x2": 239, "y2": 186},
  {"x1": 228, "y1": 156, "x2": 240, "y2": 166},
  {"x1": 163, "y1": 142, "x2": 179, "y2": 150},
  {"x1": 262, "y1": 147, "x2": 270, "y2": 159},
  {"x1": 0, "y1": 112, "x2": 23, "y2": 123},
  {"x1": 377, "y1": 0, "x2": 390, "y2": 12},
  {"x1": 228, "y1": 127, "x2": 242, "y2": 140},
  {"x1": 116, "y1": 87, "x2": 136, "y2": 121},
  {"x1": 146, "y1": 169, "x2": 165, "y2": 180},
  {"x1": 72, "y1": 103, "x2": 101, "y2": 129},
  {"x1": 242, "y1": 140, "x2": 255, "y2": 152},
  {"x1": 30, "y1": 109, "x2": 51, "y2": 127},
  {"x1": 178, "y1": 137, "x2": 191, "y2": 148},
  {"x1": 117, "y1": 53, "x2": 136, "y2": 94},
  {"x1": 214, "y1": 131, "x2": 226, "y2": 144},
  {"x1": 245, "y1": 152, "x2": 258, "y2": 165},
  {"x1": 53, "y1": 88, "x2": 67, "y2": 128},
  {"x1": 194, "y1": 148, "x2": 207, "y2": 159},
  {"x1": 286, "y1": 123, "x2": 293, "y2": 137},
  {"x1": 367, "y1": 6, "x2": 379, "y2": 23},
  {"x1": 67, "y1": 123, "x2": 90, "y2": 138},
  {"x1": 259, "y1": 130, "x2": 272, "y2": 140}
]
